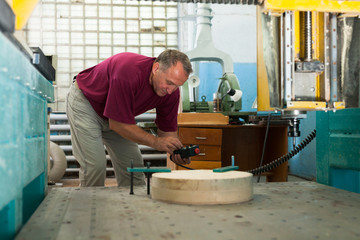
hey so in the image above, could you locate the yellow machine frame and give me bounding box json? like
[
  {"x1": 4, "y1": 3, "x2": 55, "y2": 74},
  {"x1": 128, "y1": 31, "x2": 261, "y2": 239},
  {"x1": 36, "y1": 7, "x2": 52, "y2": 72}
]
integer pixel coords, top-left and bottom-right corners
[
  {"x1": 257, "y1": 0, "x2": 360, "y2": 111},
  {"x1": 261, "y1": 0, "x2": 360, "y2": 14}
]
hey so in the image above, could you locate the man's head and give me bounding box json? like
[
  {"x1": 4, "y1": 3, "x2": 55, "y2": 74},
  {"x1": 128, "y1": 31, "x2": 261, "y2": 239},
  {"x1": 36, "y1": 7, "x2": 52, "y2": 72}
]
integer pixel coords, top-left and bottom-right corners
[{"x1": 150, "y1": 49, "x2": 193, "y2": 97}]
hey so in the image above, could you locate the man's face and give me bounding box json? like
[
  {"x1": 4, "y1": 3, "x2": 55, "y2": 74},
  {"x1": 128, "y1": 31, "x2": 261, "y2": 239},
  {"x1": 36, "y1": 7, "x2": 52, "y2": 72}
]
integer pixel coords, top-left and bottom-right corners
[{"x1": 150, "y1": 61, "x2": 188, "y2": 97}]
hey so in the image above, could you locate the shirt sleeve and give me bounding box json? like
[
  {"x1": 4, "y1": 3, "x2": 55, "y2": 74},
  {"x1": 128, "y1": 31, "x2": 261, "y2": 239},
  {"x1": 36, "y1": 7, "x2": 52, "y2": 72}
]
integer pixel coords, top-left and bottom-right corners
[{"x1": 155, "y1": 90, "x2": 180, "y2": 132}]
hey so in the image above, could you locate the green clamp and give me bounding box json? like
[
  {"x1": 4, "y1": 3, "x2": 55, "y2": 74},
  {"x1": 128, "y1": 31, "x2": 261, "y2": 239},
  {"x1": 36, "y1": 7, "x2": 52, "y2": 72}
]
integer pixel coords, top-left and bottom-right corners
[{"x1": 213, "y1": 166, "x2": 239, "y2": 172}]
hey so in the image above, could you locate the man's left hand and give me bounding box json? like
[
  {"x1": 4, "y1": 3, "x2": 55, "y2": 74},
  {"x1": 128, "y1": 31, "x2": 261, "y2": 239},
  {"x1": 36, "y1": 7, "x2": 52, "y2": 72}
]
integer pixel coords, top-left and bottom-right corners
[{"x1": 171, "y1": 154, "x2": 191, "y2": 165}]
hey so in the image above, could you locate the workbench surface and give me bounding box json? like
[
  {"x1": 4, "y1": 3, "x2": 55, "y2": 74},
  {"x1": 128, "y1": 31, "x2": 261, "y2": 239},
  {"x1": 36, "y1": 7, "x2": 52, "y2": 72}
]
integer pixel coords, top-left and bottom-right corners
[{"x1": 16, "y1": 182, "x2": 360, "y2": 240}]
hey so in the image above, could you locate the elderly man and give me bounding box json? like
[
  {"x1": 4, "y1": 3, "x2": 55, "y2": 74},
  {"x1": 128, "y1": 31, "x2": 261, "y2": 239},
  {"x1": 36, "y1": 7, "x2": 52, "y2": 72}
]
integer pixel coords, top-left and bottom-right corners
[{"x1": 66, "y1": 49, "x2": 193, "y2": 187}]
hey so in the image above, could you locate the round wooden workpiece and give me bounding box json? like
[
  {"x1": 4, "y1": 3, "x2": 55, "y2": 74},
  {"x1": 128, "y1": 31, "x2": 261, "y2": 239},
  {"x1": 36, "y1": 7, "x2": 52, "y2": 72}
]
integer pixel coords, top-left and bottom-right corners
[{"x1": 151, "y1": 170, "x2": 253, "y2": 205}]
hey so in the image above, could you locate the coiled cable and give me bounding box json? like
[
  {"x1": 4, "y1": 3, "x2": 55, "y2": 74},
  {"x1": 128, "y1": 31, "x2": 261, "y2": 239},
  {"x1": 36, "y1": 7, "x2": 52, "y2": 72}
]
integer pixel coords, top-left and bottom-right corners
[{"x1": 248, "y1": 129, "x2": 316, "y2": 175}]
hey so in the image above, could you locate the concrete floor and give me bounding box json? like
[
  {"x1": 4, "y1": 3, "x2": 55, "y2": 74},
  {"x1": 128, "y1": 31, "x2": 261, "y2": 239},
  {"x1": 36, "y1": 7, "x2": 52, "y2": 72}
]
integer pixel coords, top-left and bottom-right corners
[
  {"x1": 55, "y1": 177, "x2": 118, "y2": 187},
  {"x1": 20, "y1": 181, "x2": 360, "y2": 240},
  {"x1": 54, "y1": 174, "x2": 309, "y2": 188}
]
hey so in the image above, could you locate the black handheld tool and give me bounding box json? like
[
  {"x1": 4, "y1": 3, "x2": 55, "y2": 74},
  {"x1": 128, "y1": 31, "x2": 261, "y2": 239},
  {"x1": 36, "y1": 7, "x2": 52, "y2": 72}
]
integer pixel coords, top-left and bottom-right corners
[{"x1": 173, "y1": 145, "x2": 200, "y2": 159}]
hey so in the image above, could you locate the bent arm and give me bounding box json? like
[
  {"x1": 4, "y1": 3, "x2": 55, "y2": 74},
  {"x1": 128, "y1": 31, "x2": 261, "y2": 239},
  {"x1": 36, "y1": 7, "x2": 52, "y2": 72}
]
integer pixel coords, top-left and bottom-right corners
[
  {"x1": 157, "y1": 129, "x2": 177, "y2": 138},
  {"x1": 109, "y1": 118, "x2": 182, "y2": 155}
]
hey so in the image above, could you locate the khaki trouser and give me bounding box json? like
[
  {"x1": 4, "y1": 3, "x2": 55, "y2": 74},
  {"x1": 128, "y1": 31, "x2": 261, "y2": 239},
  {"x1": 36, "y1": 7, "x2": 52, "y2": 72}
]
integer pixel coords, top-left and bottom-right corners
[{"x1": 66, "y1": 82, "x2": 145, "y2": 187}]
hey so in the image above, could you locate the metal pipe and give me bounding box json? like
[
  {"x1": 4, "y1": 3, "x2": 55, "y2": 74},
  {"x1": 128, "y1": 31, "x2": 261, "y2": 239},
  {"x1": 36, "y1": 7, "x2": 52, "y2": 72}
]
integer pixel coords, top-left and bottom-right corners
[
  {"x1": 50, "y1": 135, "x2": 71, "y2": 141},
  {"x1": 63, "y1": 154, "x2": 167, "y2": 162},
  {"x1": 50, "y1": 113, "x2": 157, "y2": 121},
  {"x1": 59, "y1": 145, "x2": 72, "y2": 151},
  {"x1": 142, "y1": 154, "x2": 167, "y2": 160},
  {"x1": 58, "y1": 145, "x2": 156, "y2": 152},
  {"x1": 49, "y1": 113, "x2": 68, "y2": 120},
  {"x1": 63, "y1": 155, "x2": 111, "y2": 161},
  {"x1": 65, "y1": 168, "x2": 114, "y2": 172},
  {"x1": 50, "y1": 124, "x2": 70, "y2": 131}
]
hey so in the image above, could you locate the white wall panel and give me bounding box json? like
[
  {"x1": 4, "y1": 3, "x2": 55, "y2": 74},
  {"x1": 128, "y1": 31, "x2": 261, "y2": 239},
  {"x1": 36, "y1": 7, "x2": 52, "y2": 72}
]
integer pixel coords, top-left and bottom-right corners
[
  {"x1": 26, "y1": 0, "x2": 178, "y2": 111},
  {"x1": 71, "y1": 5, "x2": 83, "y2": 17},
  {"x1": 85, "y1": 60, "x2": 99, "y2": 69},
  {"x1": 71, "y1": 19, "x2": 84, "y2": 31}
]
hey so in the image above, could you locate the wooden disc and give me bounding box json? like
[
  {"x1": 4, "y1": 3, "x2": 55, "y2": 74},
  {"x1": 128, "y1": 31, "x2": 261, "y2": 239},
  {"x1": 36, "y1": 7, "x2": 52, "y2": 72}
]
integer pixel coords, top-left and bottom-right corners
[{"x1": 151, "y1": 170, "x2": 253, "y2": 205}]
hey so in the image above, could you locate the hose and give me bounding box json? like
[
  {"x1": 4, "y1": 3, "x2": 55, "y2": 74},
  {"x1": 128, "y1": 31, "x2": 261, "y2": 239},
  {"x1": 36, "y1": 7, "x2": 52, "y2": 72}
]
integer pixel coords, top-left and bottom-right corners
[{"x1": 248, "y1": 129, "x2": 316, "y2": 175}]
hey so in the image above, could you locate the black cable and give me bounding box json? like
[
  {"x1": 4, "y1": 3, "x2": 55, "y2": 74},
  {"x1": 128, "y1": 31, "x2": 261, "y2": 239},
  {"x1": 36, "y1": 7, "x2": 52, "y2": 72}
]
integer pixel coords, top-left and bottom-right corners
[
  {"x1": 248, "y1": 129, "x2": 316, "y2": 175},
  {"x1": 173, "y1": 162, "x2": 194, "y2": 170},
  {"x1": 170, "y1": 155, "x2": 195, "y2": 170},
  {"x1": 257, "y1": 113, "x2": 271, "y2": 182},
  {"x1": 170, "y1": 129, "x2": 317, "y2": 174}
]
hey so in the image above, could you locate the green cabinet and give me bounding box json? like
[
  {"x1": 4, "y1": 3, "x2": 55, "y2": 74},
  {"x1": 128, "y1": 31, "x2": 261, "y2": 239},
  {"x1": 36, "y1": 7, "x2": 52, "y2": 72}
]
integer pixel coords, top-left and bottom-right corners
[{"x1": 316, "y1": 109, "x2": 360, "y2": 193}]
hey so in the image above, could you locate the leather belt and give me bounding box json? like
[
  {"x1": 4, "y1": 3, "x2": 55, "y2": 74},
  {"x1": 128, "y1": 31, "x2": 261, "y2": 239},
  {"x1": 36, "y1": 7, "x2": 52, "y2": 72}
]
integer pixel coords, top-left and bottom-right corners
[{"x1": 73, "y1": 75, "x2": 79, "y2": 89}]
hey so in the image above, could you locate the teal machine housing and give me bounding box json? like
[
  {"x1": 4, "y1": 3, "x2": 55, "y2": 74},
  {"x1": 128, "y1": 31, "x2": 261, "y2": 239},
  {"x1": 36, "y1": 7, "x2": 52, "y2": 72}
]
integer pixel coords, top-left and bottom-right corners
[
  {"x1": 0, "y1": 32, "x2": 54, "y2": 239},
  {"x1": 316, "y1": 109, "x2": 360, "y2": 193}
]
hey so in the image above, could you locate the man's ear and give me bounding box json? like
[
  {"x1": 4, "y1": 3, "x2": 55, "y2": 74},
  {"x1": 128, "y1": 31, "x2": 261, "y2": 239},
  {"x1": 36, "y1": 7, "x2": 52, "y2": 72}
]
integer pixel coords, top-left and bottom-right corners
[{"x1": 152, "y1": 62, "x2": 160, "y2": 74}]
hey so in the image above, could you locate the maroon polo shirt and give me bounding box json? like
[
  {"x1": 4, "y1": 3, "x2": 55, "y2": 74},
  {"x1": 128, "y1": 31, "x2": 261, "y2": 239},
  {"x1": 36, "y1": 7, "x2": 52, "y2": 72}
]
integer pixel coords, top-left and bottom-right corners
[{"x1": 76, "y1": 52, "x2": 180, "y2": 132}]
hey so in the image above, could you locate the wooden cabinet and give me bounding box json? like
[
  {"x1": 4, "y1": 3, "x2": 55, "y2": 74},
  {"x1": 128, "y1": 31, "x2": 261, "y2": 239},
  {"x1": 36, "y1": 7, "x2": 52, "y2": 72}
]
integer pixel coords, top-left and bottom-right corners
[
  {"x1": 179, "y1": 128, "x2": 222, "y2": 146},
  {"x1": 177, "y1": 128, "x2": 222, "y2": 169},
  {"x1": 167, "y1": 124, "x2": 289, "y2": 182}
]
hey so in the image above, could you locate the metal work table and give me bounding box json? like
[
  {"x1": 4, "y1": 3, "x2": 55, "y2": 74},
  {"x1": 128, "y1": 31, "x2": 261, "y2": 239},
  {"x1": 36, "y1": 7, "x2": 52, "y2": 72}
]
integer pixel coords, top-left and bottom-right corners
[{"x1": 16, "y1": 182, "x2": 360, "y2": 240}]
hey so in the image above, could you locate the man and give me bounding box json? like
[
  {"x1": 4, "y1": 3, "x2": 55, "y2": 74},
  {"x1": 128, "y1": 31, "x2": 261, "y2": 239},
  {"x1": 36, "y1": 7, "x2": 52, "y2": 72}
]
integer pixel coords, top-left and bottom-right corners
[{"x1": 66, "y1": 49, "x2": 193, "y2": 187}]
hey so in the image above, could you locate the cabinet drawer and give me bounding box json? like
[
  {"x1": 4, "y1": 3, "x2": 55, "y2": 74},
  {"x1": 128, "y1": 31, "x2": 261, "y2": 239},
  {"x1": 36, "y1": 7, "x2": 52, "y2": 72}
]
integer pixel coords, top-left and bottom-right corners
[
  {"x1": 179, "y1": 128, "x2": 222, "y2": 146},
  {"x1": 191, "y1": 145, "x2": 221, "y2": 161},
  {"x1": 178, "y1": 161, "x2": 221, "y2": 170}
]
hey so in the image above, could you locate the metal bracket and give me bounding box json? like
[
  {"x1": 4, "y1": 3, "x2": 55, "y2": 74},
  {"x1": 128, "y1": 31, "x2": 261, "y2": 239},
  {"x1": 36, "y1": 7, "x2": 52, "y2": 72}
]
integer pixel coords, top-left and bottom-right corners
[{"x1": 295, "y1": 60, "x2": 324, "y2": 73}]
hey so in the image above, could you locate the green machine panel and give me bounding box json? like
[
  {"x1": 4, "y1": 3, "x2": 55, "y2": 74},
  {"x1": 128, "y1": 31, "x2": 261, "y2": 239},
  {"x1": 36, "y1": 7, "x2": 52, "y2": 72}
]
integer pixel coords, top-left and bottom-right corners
[
  {"x1": 0, "y1": 31, "x2": 54, "y2": 239},
  {"x1": 316, "y1": 109, "x2": 360, "y2": 193}
]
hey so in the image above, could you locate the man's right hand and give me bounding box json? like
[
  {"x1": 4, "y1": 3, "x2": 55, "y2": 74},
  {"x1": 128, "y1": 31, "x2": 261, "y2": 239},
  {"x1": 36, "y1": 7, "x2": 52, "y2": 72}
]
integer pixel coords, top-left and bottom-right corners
[
  {"x1": 156, "y1": 130, "x2": 191, "y2": 165},
  {"x1": 153, "y1": 136, "x2": 182, "y2": 155},
  {"x1": 154, "y1": 136, "x2": 190, "y2": 165}
]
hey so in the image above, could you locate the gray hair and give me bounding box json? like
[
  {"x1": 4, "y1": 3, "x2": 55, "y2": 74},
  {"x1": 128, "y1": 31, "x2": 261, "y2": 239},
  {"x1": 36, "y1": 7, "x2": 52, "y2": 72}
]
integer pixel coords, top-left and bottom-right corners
[{"x1": 155, "y1": 49, "x2": 193, "y2": 76}]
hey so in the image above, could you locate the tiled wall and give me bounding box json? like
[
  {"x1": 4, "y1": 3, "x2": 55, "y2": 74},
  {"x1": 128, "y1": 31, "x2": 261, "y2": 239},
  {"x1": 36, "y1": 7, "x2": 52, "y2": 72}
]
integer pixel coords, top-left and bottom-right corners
[{"x1": 25, "y1": 0, "x2": 179, "y2": 111}]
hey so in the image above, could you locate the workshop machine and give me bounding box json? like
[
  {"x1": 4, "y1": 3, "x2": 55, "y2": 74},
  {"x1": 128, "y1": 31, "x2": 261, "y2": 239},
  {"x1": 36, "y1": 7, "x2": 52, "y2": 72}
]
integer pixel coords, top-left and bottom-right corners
[
  {"x1": 182, "y1": 0, "x2": 360, "y2": 140},
  {"x1": 181, "y1": 4, "x2": 243, "y2": 121},
  {"x1": 256, "y1": 0, "x2": 360, "y2": 141},
  {"x1": 257, "y1": 0, "x2": 360, "y2": 110},
  {"x1": 256, "y1": 1, "x2": 360, "y2": 192}
]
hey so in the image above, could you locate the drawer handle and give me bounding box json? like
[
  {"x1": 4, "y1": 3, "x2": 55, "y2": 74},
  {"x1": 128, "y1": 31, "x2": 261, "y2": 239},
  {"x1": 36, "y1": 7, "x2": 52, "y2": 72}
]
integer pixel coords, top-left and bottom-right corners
[
  {"x1": 198, "y1": 153, "x2": 205, "y2": 156},
  {"x1": 195, "y1": 137, "x2": 207, "y2": 140}
]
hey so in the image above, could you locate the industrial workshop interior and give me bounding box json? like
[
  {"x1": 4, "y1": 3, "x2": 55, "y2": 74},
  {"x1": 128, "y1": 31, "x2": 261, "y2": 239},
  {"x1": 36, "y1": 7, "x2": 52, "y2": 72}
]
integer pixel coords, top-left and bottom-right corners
[{"x1": 1, "y1": 0, "x2": 360, "y2": 239}]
